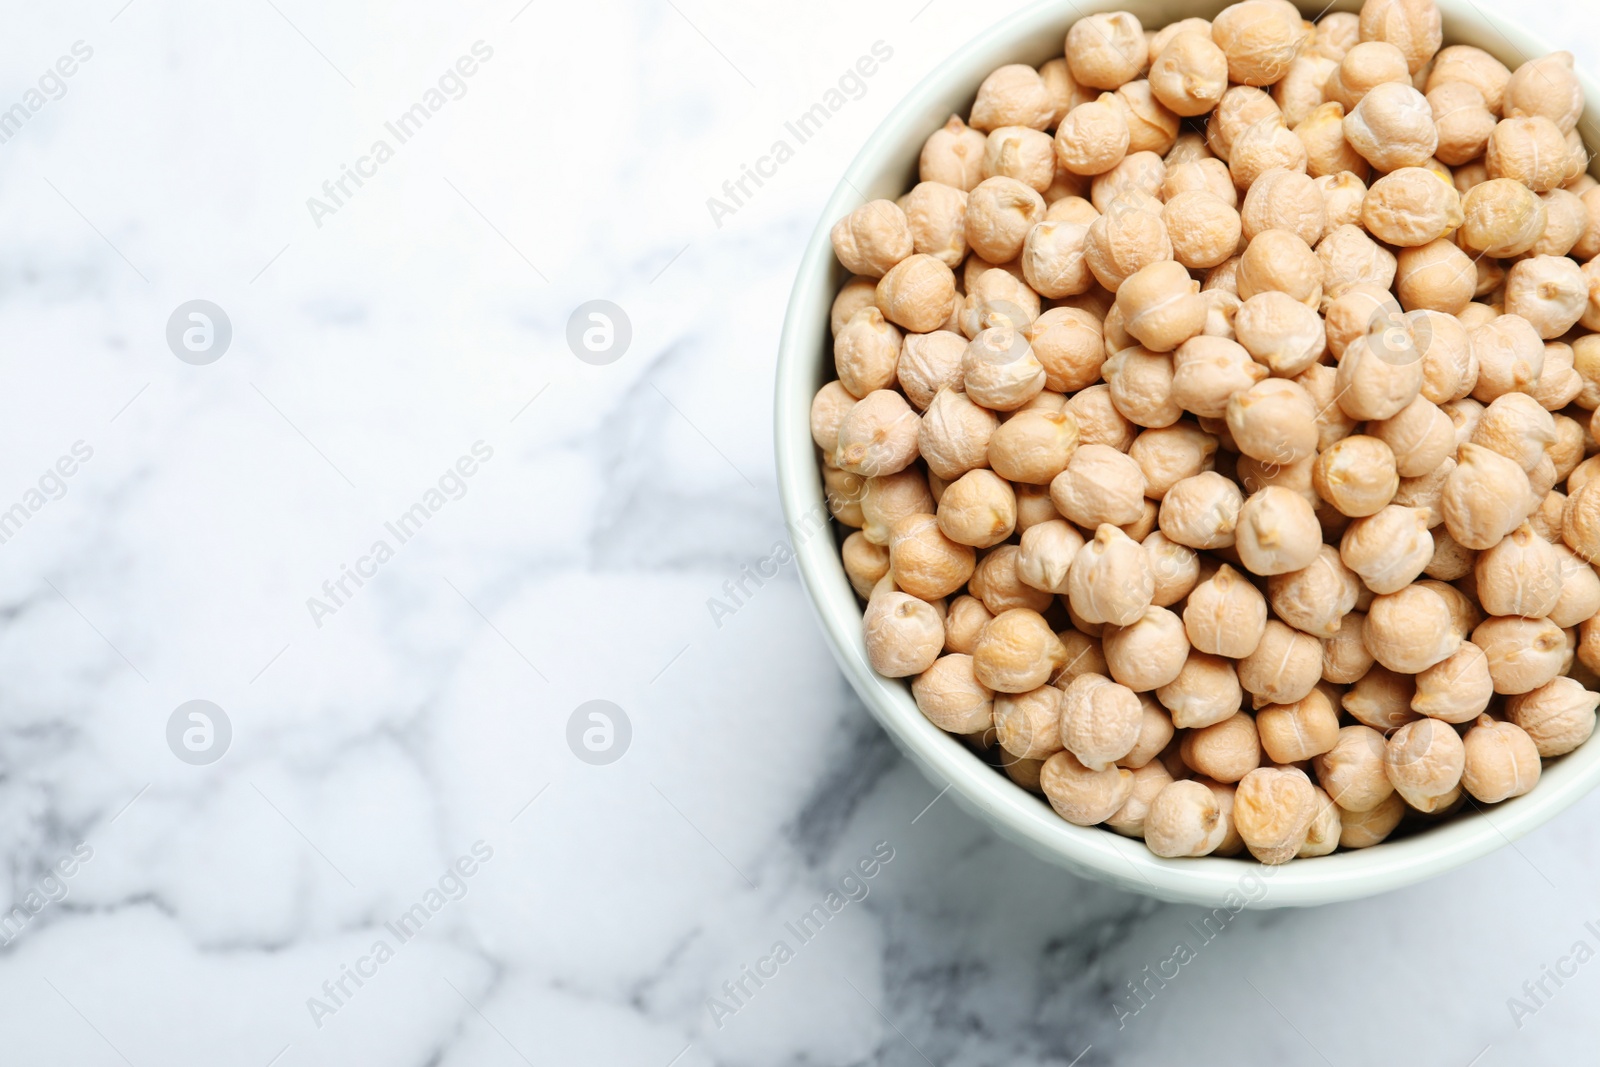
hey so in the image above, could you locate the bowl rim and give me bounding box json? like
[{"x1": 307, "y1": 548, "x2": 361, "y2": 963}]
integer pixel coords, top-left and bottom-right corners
[{"x1": 775, "y1": 0, "x2": 1600, "y2": 907}]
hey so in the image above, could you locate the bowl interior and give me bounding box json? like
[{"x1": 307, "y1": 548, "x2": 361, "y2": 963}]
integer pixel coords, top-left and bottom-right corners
[{"x1": 775, "y1": 0, "x2": 1600, "y2": 906}]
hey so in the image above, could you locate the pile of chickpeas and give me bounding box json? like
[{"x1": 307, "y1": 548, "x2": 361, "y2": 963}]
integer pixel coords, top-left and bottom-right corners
[{"x1": 812, "y1": 0, "x2": 1600, "y2": 863}]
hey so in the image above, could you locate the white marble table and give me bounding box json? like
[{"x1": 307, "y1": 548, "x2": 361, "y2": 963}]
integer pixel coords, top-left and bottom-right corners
[{"x1": 3, "y1": 0, "x2": 1599, "y2": 1063}]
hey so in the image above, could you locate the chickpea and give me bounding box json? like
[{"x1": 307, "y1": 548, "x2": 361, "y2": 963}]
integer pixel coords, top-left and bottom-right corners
[
  {"x1": 1054, "y1": 629, "x2": 1111, "y2": 689},
  {"x1": 943, "y1": 595, "x2": 994, "y2": 654},
  {"x1": 861, "y1": 468, "x2": 937, "y2": 546},
  {"x1": 1113, "y1": 261, "x2": 1206, "y2": 355},
  {"x1": 1184, "y1": 562, "x2": 1268, "y2": 657},
  {"x1": 1164, "y1": 157, "x2": 1238, "y2": 204},
  {"x1": 1470, "y1": 522, "x2": 1562, "y2": 619},
  {"x1": 1226, "y1": 377, "x2": 1318, "y2": 465},
  {"x1": 934, "y1": 470, "x2": 1015, "y2": 549},
  {"x1": 1395, "y1": 239, "x2": 1474, "y2": 315},
  {"x1": 841, "y1": 531, "x2": 891, "y2": 598},
  {"x1": 1361, "y1": 167, "x2": 1463, "y2": 247},
  {"x1": 1064, "y1": 383, "x2": 1139, "y2": 451},
  {"x1": 1487, "y1": 115, "x2": 1574, "y2": 193},
  {"x1": 876, "y1": 254, "x2": 958, "y2": 333},
  {"x1": 1181, "y1": 711, "x2": 1263, "y2": 784},
  {"x1": 1459, "y1": 178, "x2": 1547, "y2": 259},
  {"x1": 830, "y1": 277, "x2": 879, "y2": 337},
  {"x1": 1237, "y1": 229, "x2": 1321, "y2": 308},
  {"x1": 1564, "y1": 476, "x2": 1600, "y2": 565},
  {"x1": 1298, "y1": 362, "x2": 1363, "y2": 452},
  {"x1": 1106, "y1": 759, "x2": 1178, "y2": 836},
  {"x1": 1039, "y1": 56, "x2": 1095, "y2": 127},
  {"x1": 1040, "y1": 749, "x2": 1136, "y2": 825},
  {"x1": 921, "y1": 115, "x2": 988, "y2": 190},
  {"x1": 1102, "y1": 346, "x2": 1182, "y2": 428},
  {"x1": 970, "y1": 63, "x2": 1054, "y2": 132},
  {"x1": 1314, "y1": 435, "x2": 1399, "y2": 517},
  {"x1": 1047, "y1": 444, "x2": 1141, "y2": 526},
  {"x1": 1343, "y1": 82, "x2": 1438, "y2": 171},
  {"x1": 833, "y1": 307, "x2": 901, "y2": 398},
  {"x1": 1469, "y1": 315, "x2": 1544, "y2": 403},
  {"x1": 1343, "y1": 664, "x2": 1420, "y2": 732},
  {"x1": 1508, "y1": 675, "x2": 1600, "y2": 756},
  {"x1": 1424, "y1": 524, "x2": 1476, "y2": 580},
  {"x1": 1058, "y1": 670, "x2": 1145, "y2": 771},
  {"x1": 1319, "y1": 225, "x2": 1398, "y2": 303},
  {"x1": 1316, "y1": 172, "x2": 1370, "y2": 229},
  {"x1": 1233, "y1": 764, "x2": 1316, "y2": 863},
  {"x1": 1360, "y1": 0, "x2": 1442, "y2": 73},
  {"x1": 1294, "y1": 101, "x2": 1368, "y2": 180},
  {"x1": 1065, "y1": 11, "x2": 1146, "y2": 91},
  {"x1": 1370, "y1": 397, "x2": 1453, "y2": 480},
  {"x1": 1505, "y1": 256, "x2": 1588, "y2": 340},
  {"x1": 1211, "y1": 0, "x2": 1304, "y2": 87},
  {"x1": 831, "y1": 200, "x2": 915, "y2": 279},
  {"x1": 887, "y1": 513, "x2": 973, "y2": 599},
  {"x1": 983, "y1": 125, "x2": 1058, "y2": 194},
  {"x1": 1531, "y1": 342, "x2": 1582, "y2": 412},
  {"x1": 834, "y1": 389, "x2": 921, "y2": 477},
  {"x1": 1144, "y1": 779, "x2": 1229, "y2": 856},
  {"x1": 1234, "y1": 291, "x2": 1325, "y2": 376},
  {"x1": 1473, "y1": 614, "x2": 1565, "y2": 695},
  {"x1": 1054, "y1": 96, "x2": 1132, "y2": 177},
  {"x1": 1234, "y1": 486, "x2": 1322, "y2": 575},
  {"x1": 1408, "y1": 640, "x2": 1494, "y2": 724},
  {"x1": 1102, "y1": 606, "x2": 1191, "y2": 692},
  {"x1": 891, "y1": 334, "x2": 964, "y2": 413},
  {"x1": 992, "y1": 683, "x2": 1065, "y2": 760},
  {"x1": 1456, "y1": 714, "x2": 1541, "y2": 804},
  {"x1": 823, "y1": 462, "x2": 867, "y2": 527},
  {"x1": 963, "y1": 326, "x2": 1047, "y2": 411},
  {"x1": 970, "y1": 546, "x2": 1053, "y2": 616},
  {"x1": 966, "y1": 177, "x2": 1047, "y2": 264},
  {"x1": 1085, "y1": 199, "x2": 1172, "y2": 292},
  {"x1": 1229, "y1": 114, "x2": 1309, "y2": 189},
  {"x1": 1385, "y1": 716, "x2": 1465, "y2": 810},
  {"x1": 1163, "y1": 190, "x2": 1244, "y2": 270},
  {"x1": 1340, "y1": 504, "x2": 1435, "y2": 593},
  {"x1": 900, "y1": 181, "x2": 970, "y2": 268},
  {"x1": 1207, "y1": 86, "x2": 1281, "y2": 162},
  {"x1": 1550, "y1": 543, "x2": 1600, "y2": 629},
  {"x1": 1019, "y1": 221, "x2": 1092, "y2": 299},
  {"x1": 810, "y1": 380, "x2": 860, "y2": 454},
  {"x1": 1067, "y1": 523, "x2": 1155, "y2": 627},
  {"x1": 1171, "y1": 335, "x2": 1268, "y2": 418},
  {"x1": 1427, "y1": 80, "x2": 1497, "y2": 166},
  {"x1": 1011, "y1": 520, "x2": 1082, "y2": 596},
  {"x1": 1340, "y1": 791, "x2": 1406, "y2": 847},
  {"x1": 1324, "y1": 283, "x2": 1403, "y2": 358},
  {"x1": 1156, "y1": 650, "x2": 1244, "y2": 729},
  {"x1": 1427, "y1": 45, "x2": 1511, "y2": 113},
  {"x1": 1238, "y1": 618, "x2": 1322, "y2": 708},
  {"x1": 913, "y1": 653, "x2": 995, "y2": 733},
  {"x1": 1204, "y1": 255, "x2": 1244, "y2": 296},
  {"x1": 1504, "y1": 51, "x2": 1585, "y2": 133},
  {"x1": 1159, "y1": 470, "x2": 1244, "y2": 549},
  {"x1": 918, "y1": 388, "x2": 998, "y2": 481},
  {"x1": 1276, "y1": 54, "x2": 1337, "y2": 127},
  {"x1": 1141, "y1": 532, "x2": 1198, "y2": 607},
  {"x1": 973, "y1": 607, "x2": 1068, "y2": 693},
  {"x1": 863, "y1": 591, "x2": 945, "y2": 677},
  {"x1": 1530, "y1": 489, "x2": 1570, "y2": 545},
  {"x1": 1112, "y1": 83, "x2": 1181, "y2": 157},
  {"x1": 1127, "y1": 422, "x2": 1217, "y2": 501},
  {"x1": 1315, "y1": 724, "x2": 1393, "y2": 812},
  {"x1": 1363, "y1": 583, "x2": 1461, "y2": 674},
  {"x1": 1323, "y1": 610, "x2": 1377, "y2": 683},
  {"x1": 1149, "y1": 30, "x2": 1229, "y2": 117},
  {"x1": 1335, "y1": 332, "x2": 1425, "y2": 423}
]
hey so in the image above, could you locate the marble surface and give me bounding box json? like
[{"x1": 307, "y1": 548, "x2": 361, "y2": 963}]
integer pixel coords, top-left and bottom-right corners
[{"x1": 4, "y1": 0, "x2": 1600, "y2": 1064}]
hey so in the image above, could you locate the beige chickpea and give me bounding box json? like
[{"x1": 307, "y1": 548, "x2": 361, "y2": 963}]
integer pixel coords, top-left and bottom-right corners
[
  {"x1": 1128, "y1": 422, "x2": 1218, "y2": 501},
  {"x1": 983, "y1": 126, "x2": 1058, "y2": 194},
  {"x1": 823, "y1": 462, "x2": 867, "y2": 527},
  {"x1": 1225, "y1": 377, "x2": 1318, "y2": 466},
  {"x1": 1427, "y1": 80, "x2": 1496, "y2": 166},
  {"x1": 1294, "y1": 102, "x2": 1368, "y2": 181},
  {"x1": 888, "y1": 513, "x2": 975, "y2": 600},
  {"x1": 1315, "y1": 724, "x2": 1394, "y2": 812},
  {"x1": 1427, "y1": 45, "x2": 1510, "y2": 112},
  {"x1": 1311, "y1": 10, "x2": 1360, "y2": 61},
  {"x1": 1472, "y1": 614, "x2": 1566, "y2": 695},
  {"x1": 1054, "y1": 96, "x2": 1131, "y2": 177},
  {"x1": 831, "y1": 200, "x2": 914, "y2": 278},
  {"x1": 1565, "y1": 477, "x2": 1600, "y2": 565},
  {"x1": 1106, "y1": 759, "x2": 1177, "y2": 837},
  {"x1": 1531, "y1": 343, "x2": 1582, "y2": 412},
  {"x1": 1102, "y1": 606, "x2": 1191, "y2": 692},
  {"x1": 833, "y1": 307, "x2": 902, "y2": 398},
  {"x1": 971, "y1": 545, "x2": 1054, "y2": 615},
  {"x1": 1228, "y1": 114, "x2": 1309, "y2": 189},
  {"x1": 1316, "y1": 176, "x2": 1371, "y2": 235},
  {"x1": 1528, "y1": 189, "x2": 1586, "y2": 260},
  {"x1": 863, "y1": 591, "x2": 945, "y2": 677},
  {"x1": 1041, "y1": 749, "x2": 1136, "y2": 825},
  {"x1": 1049, "y1": 444, "x2": 1144, "y2": 527},
  {"x1": 1149, "y1": 30, "x2": 1230, "y2": 117},
  {"x1": 1102, "y1": 346, "x2": 1182, "y2": 428},
  {"x1": 810, "y1": 380, "x2": 859, "y2": 453},
  {"x1": 1067, "y1": 523, "x2": 1155, "y2": 627},
  {"x1": 1508, "y1": 676, "x2": 1600, "y2": 756},
  {"x1": 1407, "y1": 309, "x2": 1475, "y2": 405},
  {"x1": 1144, "y1": 779, "x2": 1228, "y2": 856},
  {"x1": 1211, "y1": 0, "x2": 1304, "y2": 86},
  {"x1": 1325, "y1": 41, "x2": 1411, "y2": 110},
  {"x1": 1318, "y1": 226, "x2": 1396, "y2": 305},
  {"x1": 993, "y1": 684, "x2": 1065, "y2": 760},
  {"x1": 987, "y1": 407, "x2": 1077, "y2": 486},
  {"x1": 917, "y1": 388, "x2": 998, "y2": 481},
  {"x1": 1064, "y1": 384, "x2": 1139, "y2": 451},
  {"x1": 1085, "y1": 201, "x2": 1172, "y2": 292},
  {"x1": 876, "y1": 254, "x2": 957, "y2": 334},
  {"x1": 1111, "y1": 83, "x2": 1180, "y2": 157},
  {"x1": 1550, "y1": 543, "x2": 1600, "y2": 628},
  {"x1": 1237, "y1": 229, "x2": 1321, "y2": 308},
  {"x1": 834, "y1": 389, "x2": 920, "y2": 478},
  {"x1": 1385, "y1": 716, "x2": 1465, "y2": 809},
  {"x1": 1503, "y1": 51, "x2": 1584, "y2": 133},
  {"x1": 1040, "y1": 56, "x2": 1094, "y2": 127},
  {"x1": 1460, "y1": 178, "x2": 1546, "y2": 259},
  {"x1": 1469, "y1": 315, "x2": 1545, "y2": 402},
  {"x1": 1170, "y1": 335, "x2": 1267, "y2": 419},
  {"x1": 1234, "y1": 291, "x2": 1325, "y2": 376},
  {"x1": 1360, "y1": 0, "x2": 1441, "y2": 73},
  {"x1": 1337, "y1": 504, "x2": 1433, "y2": 594},
  {"x1": 1506, "y1": 256, "x2": 1588, "y2": 340},
  {"x1": 960, "y1": 266, "x2": 1041, "y2": 339},
  {"x1": 1370, "y1": 397, "x2": 1453, "y2": 480},
  {"x1": 1457, "y1": 714, "x2": 1540, "y2": 803},
  {"x1": 1240, "y1": 168, "x2": 1325, "y2": 248},
  {"x1": 1343, "y1": 664, "x2": 1419, "y2": 731},
  {"x1": 1442, "y1": 443, "x2": 1536, "y2": 551},
  {"x1": 1024, "y1": 312, "x2": 1101, "y2": 397},
  {"x1": 944, "y1": 595, "x2": 995, "y2": 654},
  {"x1": 921, "y1": 115, "x2": 988, "y2": 191},
  {"x1": 1144, "y1": 530, "x2": 1200, "y2": 607},
  {"x1": 1257, "y1": 687, "x2": 1341, "y2": 765},
  {"x1": 1015, "y1": 520, "x2": 1085, "y2": 596},
  {"x1": 1163, "y1": 191, "x2": 1243, "y2": 270},
  {"x1": 1411, "y1": 640, "x2": 1493, "y2": 723},
  {"x1": 962, "y1": 326, "x2": 1047, "y2": 411},
  {"x1": 913, "y1": 653, "x2": 995, "y2": 733},
  {"x1": 1113, "y1": 261, "x2": 1206, "y2": 354},
  {"x1": 1313, "y1": 436, "x2": 1396, "y2": 518},
  {"x1": 1360, "y1": 167, "x2": 1463, "y2": 248},
  {"x1": 861, "y1": 468, "x2": 937, "y2": 546},
  {"x1": 1234, "y1": 486, "x2": 1322, "y2": 576},
  {"x1": 1530, "y1": 489, "x2": 1570, "y2": 545},
  {"x1": 1343, "y1": 81, "x2": 1438, "y2": 171},
  {"x1": 1232, "y1": 765, "x2": 1316, "y2": 863},
  {"x1": 1395, "y1": 239, "x2": 1474, "y2": 315},
  {"x1": 1164, "y1": 128, "x2": 1216, "y2": 165},
  {"x1": 1149, "y1": 17, "x2": 1212, "y2": 62},
  {"x1": 1238, "y1": 618, "x2": 1322, "y2": 708},
  {"x1": 1335, "y1": 332, "x2": 1425, "y2": 422},
  {"x1": 1339, "y1": 791, "x2": 1406, "y2": 847},
  {"x1": 1363, "y1": 583, "x2": 1461, "y2": 674},
  {"x1": 1054, "y1": 629, "x2": 1110, "y2": 689},
  {"x1": 1020, "y1": 221, "x2": 1092, "y2": 300},
  {"x1": 1264, "y1": 551, "x2": 1356, "y2": 647},
  {"x1": 970, "y1": 64, "x2": 1054, "y2": 132},
  {"x1": 1181, "y1": 711, "x2": 1262, "y2": 784},
  {"x1": 1276, "y1": 54, "x2": 1337, "y2": 127},
  {"x1": 1207, "y1": 86, "x2": 1281, "y2": 162},
  {"x1": 896, "y1": 331, "x2": 966, "y2": 412},
  {"x1": 830, "y1": 276, "x2": 879, "y2": 337},
  {"x1": 1323, "y1": 611, "x2": 1376, "y2": 683},
  {"x1": 973, "y1": 607, "x2": 1068, "y2": 693},
  {"x1": 1487, "y1": 115, "x2": 1573, "y2": 193},
  {"x1": 900, "y1": 181, "x2": 970, "y2": 268},
  {"x1": 1473, "y1": 522, "x2": 1562, "y2": 618},
  {"x1": 841, "y1": 531, "x2": 891, "y2": 598},
  {"x1": 936, "y1": 470, "x2": 1017, "y2": 549},
  {"x1": 1183, "y1": 563, "x2": 1268, "y2": 657},
  {"x1": 1164, "y1": 156, "x2": 1238, "y2": 205},
  {"x1": 1058, "y1": 671, "x2": 1144, "y2": 770},
  {"x1": 965, "y1": 177, "x2": 1047, "y2": 264},
  {"x1": 1159, "y1": 471, "x2": 1243, "y2": 554},
  {"x1": 1573, "y1": 456, "x2": 1600, "y2": 499},
  {"x1": 1203, "y1": 255, "x2": 1243, "y2": 296},
  {"x1": 1156, "y1": 649, "x2": 1244, "y2": 730},
  {"x1": 1324, "y1": 284, "x2": 1403, "y2": 358},
  {"x1": 1065, "y1": 11, "x2": 1146, "y2": 91}
]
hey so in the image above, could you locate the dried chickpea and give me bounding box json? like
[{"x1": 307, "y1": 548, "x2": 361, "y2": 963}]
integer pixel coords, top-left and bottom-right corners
[
  {"x1": 1473, "y1": 522, "x2": 1561, "y2": 618},
  {"x1": 936, "y1": 470, "x2": 1017, "y2": 549},
  {"x1": 1235, "y1": 291, "x2": 1326, "y2": 376},
  {"x1": 1144, "y1": 530, "x2": 1200, "y2": 607},
  {"x1": 831, "y1": 277, "x2": 878, "y2": 337},
  {"x1": 1340, "y1": 504, "x2": 1435, "y2": 594},
  {"x1": 1240, "y1": 618, "x2": 1322, "y2": 707},
  {"x1": 1531, "y1": 343, "x2": 1582, "y2": 412},
  {"x1": 1457, "y1": 714, "x2": 1540, "y2": 803},
  {"x1": 1314, "y1": 435, "x2": 1398, "y2": 517},
  {"x1": 1226, "y1": 377, "x2": 1318, "y2": 464},
  {"x1": 1325, "y1": 41, "x2": 1411, "y2": 110},
  {"x1": 1322, "y1": 611, "x2": 1376, "y2": 683},
  {"x1": 1049, "y1": 444, "x2": 1143, "y2": 527},
  {"x1": 841, "y1": 532, "x2": 890, "y2": 598},
  {"x1": 1395, "y1": 239, "x2": 1474, "y2": 315},
  {"x1": 1344, "y1": 82, "x2": 1438, "y2": 171},
  {"x1": 1103, "y1": 606, "x2": 1191, "y2": 691},
  {"x1": 1144, "y1": 779, "x2": 1228, "y2": 856},
  {"x1": 1067, "y1": 523, "x2": 1155, "y2": 626},
  {"x1": 1085, "y1": 199, "x2": 1172, "y2": 291},
  {"x1": 1054, "y1": 629, "x2": 1110, "y2": 688},
  {"x1": 971, "y1": 545, "x2": 1054, "y2": 615},
  {"x1": 1410, "y1": 640, "x2": 1493, "y2": 723},
  {"x1": 1228, "y1": 114, "x2": 1309, "y2": 189},
  {"x1": 1360, "y1": 0, "x2": 1441, "y2": 72},
  {"x1": 1427, "y1": 45, "x2": 1510, "y2": 112},
  {"x1": 831, "y1": 201, "x2": 914, "y2": 278},
  {"x1": 895, "y1": 331, "x2": 966, "y2": 411},
  {"x1": 1486, "y1": 115, "x2": 1573, "y2": 193},
  {"x1": 943, "y1": 595, "x2": 994, "y2": 655},
  {"x1": 918, "y1": 388, "x2": 998, "y2": 481},
  {"x1": 962, "y1": 326, "x2": 1047, "y2": 411},
  {"x1": 921, "y1": 115, "x2": 988, "y2": 190},
  {"x1": 823, "y1": 462, "x2": 866, "y2": 527},
  {"x1": 1211, "y1": 0, "x2": 1304, "y2": 87},
  {"x1": 1530, "y1": 489, "x2": 1569, "y2": 545},
  {"x1": 1207, "y1": 86, "x2": 1281, "y2": 162},
  {"x1": 1040, "y1": 56, "x2": 1094, "y2": 127},
  {"x1": 1385, "y1": 717, "x2": 1465, "y2": 810},
  {"x1": 1361, "y1": 167, "x2": 1463, "y2": 247},
  {"x1": 1459, "y1": 179, "x2": 1546, "y2": 259},
  {"x1": 1343, "y1": 664, "x2": 1419, "y2": 731},
  {"x1": 983, "y1": 126, "x2": 1058, "y2": 194},
  {"x1": 900, "y1": 181, "x2": 970, "y2": 268},
  {"x1": 1111, "y1": 84, "x2": 1180, "y2": 157},
  {"x1": 863, "y1": 591, "x2": 945, "y2": 677},
  {"x1": 1315, "y1": 724, "x2": 1394, "y2": 811},
  {"x1": 1473, "y1": 614, "x2": 1565, "y2": 695},
  {"x1": 1235, "y1": 486, "x2": 1322, "y2": 575},
  {"x1": 889, "y1": 513, "x2": 975, "y2": 600},
  {"x1": 1059, "y1": 671, "x2": 1144, "y2": 770},
  {"x1": 913, "y1": 654, "x2": 995, "y2": 733},
  {"x1": 1276, "y1": 54, "x2": 1337, "y2": 127},
  {"x1": 1233, "y1": 765, "x2": 1316, "y2": 863},
  {"x1": 1335, "y1": 331, "x2": 1424, "y2": 422},
  {"x1": 1171, "y1": 335, "x2": 1267, "y2": 418},
  {"x1": 1564, "y1": 477, "x2": 1600, "y2": 565},
  {"x1": 1041, "y1": 749, "x2": 1136, "y2": 825},
  {"x1": 1182, "y1": 711, "x2": 1263, "y2": 784},
  {"x1": 1054, "y1": 96, "x2": 1131, "y2": 177},
  {"x1": 1149, "y1": 30, "x2": 1229, "y2": 117},
  {"x1": 1102, "y1": 346, "x2": 1182, "y2": 428},
  {"x1": 1128, "y1": 422, "x2": 1217, "y2": 500},
  {"x1": 1163, "y1": 191, "x2": 1243, "y2": 270},
  {"x1": 1340, "y1": 791, "x2": 1406, "y2": 847},
  {"x1": 1237, "y1": 229, "x2": 1321, "y2": 307},
  {"x1": 834, "y1": 307, "x2": 902, "y2": 398},
  {"x1": 1114, "y1": 261, "x2": 1207, "y2": 353},
  {"x1": 1020, "y1": 221, "x2": 1092, "y2": 299},
  {"x1": 1508, "y1": 676, "x2": 1600, "y2": 756},
  {"x1": 861, "y1": 468, "x2": 937, "y2": 546},
  {"x1": 1184, "y1": 562, "x2": 1267, "y2": 657},
  {"x1": 1065, "y1": 12, "x2": 1146, "y2": 91},
  {"x1": 1064, "y1": 383, "x2": 1139, "y2": 450},
  {"x1": 835, "y1": 389, "x2": 920, "y2": 477},
  {"x1": 810, "y1": 380, "x2": 859, "y2": 453},
  {"x1": 1505, "y1": 256, "x2": 1588, "y2": 340},
  {"x1": 1295, "y1": 102, "x2": 1368, "y2": 180},
  {"x1": 993, "y1": 684, "x2": 1065, "y2": 760},
  {"x1": 1549, "y1": 544, "x2": 1600, "y2": 628},
  {"x1": 1106, "y1": 759, "x2": 1177, "y2": 836},
  {"x1": 876, "y1": 254, "x2": 957, "y2": 333},
  {"x1": 1365, "y1": 583, "x2": 1461, "y2": 673},
  {"x1": 1015, "y1": 520, "x2": 1084, "y2": 596},
  {"x1": 1164, "y1": 157, "x2": 1238, "y2": 203},
  {"x1": 1156, "y1": 650, "x2": 1244, "y2": 729},
  {"x1": 970, "y1": 64, "x2": 1054, "y2": 132},
  {"x1": 1503, "y1": 51, "x2": 1583, "y2": 132},
  {"x1": 966, "y1": 177, "x2": 1047, "y2": 264},
  {"x1": 1427, "y1": 80, "x2": 1496, "y2": 166},
  {"x1": 1369, "y1": 396, "x2": 1453, "y2": 480},
  {"x1": 1318, "y1": 225, "x2": 1397, "y2": 302},
  {"x1": 973, "y1": 607, "x2": 1068, "y2": 693},
  {"x1": 1469, "y1": 315, "x2": 1544, "y2": 402}
]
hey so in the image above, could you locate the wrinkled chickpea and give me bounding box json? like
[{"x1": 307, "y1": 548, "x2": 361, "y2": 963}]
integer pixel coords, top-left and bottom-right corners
[
  {"x1": 1171, "y1": 335, "x2": 1268, "y2": 418},
  {"x1": 861, "y1": 468, "x2": 937, "y2": 546},
  {"x1": 936, "y1": 470, "x2": 1017, "y2": 549},
  {"x1": 1395, "y1": 239, "x2": 1474, "y2": 315},
  {"x1": 1505, "y1": 256, "x2": 1588, "y2": 340},
  {"x1": 1319, "y1": 224, "x2": 1397, "y2": 302},
  {"x1": 966, "y1": 177, "x2": 1047, "y2": 263},
  {"x1": 1236, "y1": 486, "x2": 1323, "y2": 575},
  {"x1": 1240, "y1": 618, "x2": 1323, "y2": 708},
  {"x1": 864, "y1": 591, "x2": 946, "y2": 677},
  {"x1": 1269, "y1": 544, "x2": 1362, "y2": 638},
  {"x1": 1344, "y1": 82, "x2": 1438, "y2": 171},
  {"x1": 1314, "y1": 435, "x2": 1399, "y2": 517},
  {"x1": 918, "y1": 388, "x2": 998, "y2": 481},
  {"x1": 1487, "y1": 114, "x2": 1574, "y2": 193},
  {"x1": 1227, "y1": 377, "x2": 1318, "y2": 464},
  {"x1": 1361, "y1": 167, "x2": 1463, "y2": 247},
  {"x1": 913, "y1": 654, "x2": 995, "y2": 733},
  {"x1": 1164, "y1": 191, "x2": 1244, "y2": 270},
  {"x1": 1041, "y1": 749, "x2": 1136, "y2": 825},
  {"x1": 1234, "y1": 765, "x2": 1317, "y2": 863},
  {"x1": 877, "y1": 254, "x2": 957, "y2": 333},
  {"x1": 1385, "y1": 716, "x2": 1465, "y2": 810},
  {"x1": 1474, "y1": 615, "x2": 1566, "y2": 695},
  {"x1": 1150, "y1": 30, "x2": 1229, "y2": 117},
  {"x1": 1184, "y1": 562, "x2": 1267, "y2": 657},
  {"x1": 1067, "y1": 522, "x2": 1155, "y2": 627},
  {"x1": 1212, "y1": 0, "x2": 1304, "y2": 87}
]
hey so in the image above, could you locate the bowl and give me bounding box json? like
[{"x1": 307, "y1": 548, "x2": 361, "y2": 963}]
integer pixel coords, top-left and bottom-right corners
[{"x1": 775, "y1": 0, "x2": 1600, "y2": 906}]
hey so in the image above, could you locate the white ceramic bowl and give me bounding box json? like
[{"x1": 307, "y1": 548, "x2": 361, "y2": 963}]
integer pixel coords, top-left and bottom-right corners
[{"x1": 776, "y1": 0, "x2": 1600, "y2": 906}]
